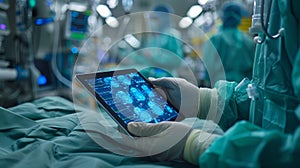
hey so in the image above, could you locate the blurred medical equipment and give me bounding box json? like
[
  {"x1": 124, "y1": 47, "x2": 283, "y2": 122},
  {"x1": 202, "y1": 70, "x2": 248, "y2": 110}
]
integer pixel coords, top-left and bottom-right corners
[
  {"x1": 0, "y1": 0, "x2": 99, "y2": 107},
  {"x1": 249, "y1": 0, "x2": 284, "y2": 43},
  {"x1": 0, "y1": 0, "x2": 35, "y2": 106}
]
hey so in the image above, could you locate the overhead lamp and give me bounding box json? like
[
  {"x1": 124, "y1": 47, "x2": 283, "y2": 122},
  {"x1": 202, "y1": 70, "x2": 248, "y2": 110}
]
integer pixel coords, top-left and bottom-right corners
[
  {"x1": 179, "y1": 17, "x2": 193, "y2": 29},
  {"x1": 107, "y1": 0, "x2": 119, "y2": 9},
  {"x1": 187, "y1": 5, "x2": 203, "y2": 19},
  {"x1": 96, "y1": 5, "x2": 112, "y2": 18},
  {"x1": 105, "y1": 16, "x2": 119, "y2": 28},
  {"x1": 198, "y1": 0, "x2": 209, "y2": 5},
  {"x1": 69, "y1": 3, "x2": 87, "y2": 12}
]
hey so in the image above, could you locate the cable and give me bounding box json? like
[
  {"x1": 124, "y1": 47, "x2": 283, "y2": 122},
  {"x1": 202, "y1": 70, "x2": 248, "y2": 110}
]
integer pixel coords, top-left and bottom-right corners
[
  {"x1": 260, "y1": 0, "x2": 282, "y2": 39},
  {"x1": 51, "y1": 1, "x2": 72, "y2": 88}
]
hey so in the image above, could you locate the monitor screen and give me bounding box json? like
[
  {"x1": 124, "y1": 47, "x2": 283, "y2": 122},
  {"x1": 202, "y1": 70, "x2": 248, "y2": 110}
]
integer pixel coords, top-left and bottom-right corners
[{"x1": 70, "y1": 11, "x2": 89, "y2": 33}]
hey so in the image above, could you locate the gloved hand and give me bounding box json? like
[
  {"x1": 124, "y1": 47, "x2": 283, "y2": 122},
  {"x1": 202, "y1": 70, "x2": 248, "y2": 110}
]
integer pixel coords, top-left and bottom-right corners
[
  {"x1": 149, "y1": 77, "x2": 219, "y2": 119},
  {"x1": 127, "y1": 119, "x2": 221, "y2": 164}
]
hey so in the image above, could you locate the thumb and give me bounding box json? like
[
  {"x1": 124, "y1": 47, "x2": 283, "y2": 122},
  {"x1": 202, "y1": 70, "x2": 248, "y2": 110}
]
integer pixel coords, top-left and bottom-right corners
[{"x1": 128, "y1": 122, "x2": 170, "y2": 137}]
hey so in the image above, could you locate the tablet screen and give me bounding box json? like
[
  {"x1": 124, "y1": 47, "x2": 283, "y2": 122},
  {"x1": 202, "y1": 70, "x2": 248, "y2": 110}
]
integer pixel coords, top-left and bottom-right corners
[{"x1": 83, "y1": 70, "x2": 178, "y2": 125}]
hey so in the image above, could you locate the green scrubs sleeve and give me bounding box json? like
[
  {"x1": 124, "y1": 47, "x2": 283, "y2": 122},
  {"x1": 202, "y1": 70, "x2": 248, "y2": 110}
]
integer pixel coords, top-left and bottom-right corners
[
  {"x1": 199, "y1": 120, "x2": 300, "y2": 167},
  {"x1": 213, "y1": 79, "x2": 251, "y2": 131}
]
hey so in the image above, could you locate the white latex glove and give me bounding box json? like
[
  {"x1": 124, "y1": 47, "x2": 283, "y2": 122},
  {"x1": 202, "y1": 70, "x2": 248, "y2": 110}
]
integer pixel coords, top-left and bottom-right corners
[
  {"x1": 149, "y1": 77, "x2": 218, "y2": 119},
  {"x1": 128, "y1": 121, "x2": 191, "y2": 161},
  {"x1": 128, "y1": 120, "x2": 220, "y2": 165}
]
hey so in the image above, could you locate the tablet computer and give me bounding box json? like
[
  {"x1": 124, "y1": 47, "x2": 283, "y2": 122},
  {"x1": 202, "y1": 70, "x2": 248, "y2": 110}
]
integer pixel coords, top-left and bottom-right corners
[{"x1": 76, "y1": 68, "x2": 179, "y2": 136}]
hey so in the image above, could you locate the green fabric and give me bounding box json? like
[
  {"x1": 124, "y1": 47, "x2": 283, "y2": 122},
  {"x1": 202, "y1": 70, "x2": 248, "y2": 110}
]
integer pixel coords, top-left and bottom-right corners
[
  {"x1": 203, "y1": 28, "x2": 255, "y2": 83},
  {"x1": 0, "y1": 96, "x2": 195, "y2": 168},
  {"x1": 249, "y1": 0, "x2": 300, "y2": 132},
  {"x1": 292, "y1": 49, "x2": 300, "y2": 97},
  {"x1": 200, "y1": 121, "x2": 300, "y2": 167},
  {"x1": 199, "y1": 0, "x2": 300, "y2": 167},
  {"x1": 131, "y1": 32, "x2": 184, "y2": 78},
  {"x1": 214, "y1": 79, "x2": 251, "y2": 130}
]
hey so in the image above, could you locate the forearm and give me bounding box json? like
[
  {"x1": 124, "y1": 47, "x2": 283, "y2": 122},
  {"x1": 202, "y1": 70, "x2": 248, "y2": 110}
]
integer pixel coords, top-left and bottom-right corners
[
  {"x1": 183, "y1": 129, "x2": 220, "y2": 165},
  {"x1": 198, "y1": 79, "x2": 251, "y2": 131}
]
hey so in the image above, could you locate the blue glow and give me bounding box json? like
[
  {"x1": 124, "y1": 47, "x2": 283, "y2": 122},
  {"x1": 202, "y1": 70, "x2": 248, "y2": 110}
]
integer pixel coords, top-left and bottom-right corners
[
  {"x1": 71, "y1": 47, "x2": 79, "y2": 54},
  {"x1": 46, "y1": 0, "x2": 52, "y2": 7},
  {"x1": 38, "y1": 75, "x2": 47, "y2": 85},
  {"x1": 35, "y1": 18, "x2": 54, "y2": 25},
  {"x1": 85, "y1": 72, "x2": 178, "y2": 124}
]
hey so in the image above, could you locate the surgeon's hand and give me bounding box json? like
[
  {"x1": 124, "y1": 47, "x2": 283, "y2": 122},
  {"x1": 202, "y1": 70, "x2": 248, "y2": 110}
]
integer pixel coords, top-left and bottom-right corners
[
  {"x1": 128, "y1": 120, "x2": 220, "y2": 165},
  {"x1": 149, "y1": 77, "x2": 218, "y2": 119},
  {"x1": 149, "y1": 77, "x2": 200, "y2": 117}
]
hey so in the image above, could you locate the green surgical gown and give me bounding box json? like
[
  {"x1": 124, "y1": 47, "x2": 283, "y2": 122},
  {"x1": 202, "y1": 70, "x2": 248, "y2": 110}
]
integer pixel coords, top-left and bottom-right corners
[
  {"x1": 199, "y1": 0, "x2": 300, "y2": 167},
  {"x1": 130, "y1": 31, "x2": 184, "y2": 78},
  {"x1": 203, "y1": 27, "x2": 255, "y2": 84}
]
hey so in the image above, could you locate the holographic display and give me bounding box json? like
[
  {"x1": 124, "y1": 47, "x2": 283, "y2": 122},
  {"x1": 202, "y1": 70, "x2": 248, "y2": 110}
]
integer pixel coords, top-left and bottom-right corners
[{"x1": 85, "y1": 71, "x2": 178, "y2": 125}]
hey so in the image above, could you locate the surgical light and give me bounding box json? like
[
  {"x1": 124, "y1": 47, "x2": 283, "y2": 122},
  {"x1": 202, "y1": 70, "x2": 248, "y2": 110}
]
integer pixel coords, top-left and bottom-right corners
[
  {"x1": 107, "y1": 0, "x2": 119, "y2": 9},
  {"x1": 198, "y1": 0, "x2": 208, "y2": 5},
  {"x1": 105, "y1": 16, "x2": 119, "y2": 28},
  {"x1": 179, "y1": 17, "x2": 193, "y2": 29},
  {"x1": 96, "y1": 5, "x2": 112, "y2": 18},
  {"x1": 69, "y1": 3, "x2": 87, "y2": 12},
  {"x1": 187, "y1": 5, "x2": 203, "y2": 19}
]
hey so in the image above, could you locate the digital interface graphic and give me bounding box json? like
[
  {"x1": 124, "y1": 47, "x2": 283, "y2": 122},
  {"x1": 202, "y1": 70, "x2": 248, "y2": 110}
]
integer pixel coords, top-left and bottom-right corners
[
  {"x1": 85, "y1": 72, "x2": 178, "y2": 124},
  {"x1": 70, "y1": 11, "x2": 89, "y2": 33}
]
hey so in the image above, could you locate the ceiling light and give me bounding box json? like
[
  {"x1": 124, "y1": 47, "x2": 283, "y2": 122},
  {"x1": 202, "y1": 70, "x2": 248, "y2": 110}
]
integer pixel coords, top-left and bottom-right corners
[
  {"x1": 107, "y1": 0, "x2": 119, "y2": 9},
  {"x1": 179, "y1": 17, "x2": 193, "y2": 29},
  {"x1": 69, "y1": 3, "x2": 87, "y2": 12},
  {"x1": 198, "y1": 0, "x2": 208, "y2": 5},
  {"x1": 187, "y1": 5, "x2": 203, "y2": 19},
  {"x1": 96, "y1": 5, "x2": 112, "y2": 18},
  {"x1": 105, "y1": 16, "x2": 119, "y2": 28}
]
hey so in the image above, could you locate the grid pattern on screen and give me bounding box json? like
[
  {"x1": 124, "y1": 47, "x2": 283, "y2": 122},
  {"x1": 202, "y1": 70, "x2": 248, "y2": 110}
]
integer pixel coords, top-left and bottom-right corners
[{"x1": 85, "y1": 72, "x2": 178, "y2": 124}]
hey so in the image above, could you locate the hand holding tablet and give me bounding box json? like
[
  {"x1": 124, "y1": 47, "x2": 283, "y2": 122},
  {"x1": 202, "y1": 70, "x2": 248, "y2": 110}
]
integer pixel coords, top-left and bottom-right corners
[{"x1": 76, "y1": 69, "x2": 180, "y2": 136}]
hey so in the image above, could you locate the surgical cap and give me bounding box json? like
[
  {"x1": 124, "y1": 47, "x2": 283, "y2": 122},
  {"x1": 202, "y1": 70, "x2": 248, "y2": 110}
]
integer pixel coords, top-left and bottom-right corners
[
  {"x1": 150, "y1": 4, "x2": 174, "y2": 30},
  {"x1": 221, "y1": 2, "x2": 247, "y2": 28}
]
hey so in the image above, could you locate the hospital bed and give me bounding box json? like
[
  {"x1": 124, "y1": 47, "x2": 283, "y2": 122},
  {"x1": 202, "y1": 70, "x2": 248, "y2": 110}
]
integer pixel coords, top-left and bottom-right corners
[{"x1": 0, "y1": 96, "x2": 196, "y2": 167}]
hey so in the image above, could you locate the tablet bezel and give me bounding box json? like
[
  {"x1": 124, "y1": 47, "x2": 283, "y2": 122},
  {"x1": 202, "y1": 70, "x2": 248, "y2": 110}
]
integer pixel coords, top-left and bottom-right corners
[{"x1": 75, "y1": 68, "x2": 180, "y2": 136}]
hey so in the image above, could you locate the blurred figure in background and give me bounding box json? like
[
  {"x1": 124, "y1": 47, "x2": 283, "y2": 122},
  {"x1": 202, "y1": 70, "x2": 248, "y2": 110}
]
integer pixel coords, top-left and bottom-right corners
[
  {"x1": 203, "y1": 1, "x2": 255, "y2": 85},
  {"x1": 131, "y1": 4, "x2": 184, "y2": 78}
]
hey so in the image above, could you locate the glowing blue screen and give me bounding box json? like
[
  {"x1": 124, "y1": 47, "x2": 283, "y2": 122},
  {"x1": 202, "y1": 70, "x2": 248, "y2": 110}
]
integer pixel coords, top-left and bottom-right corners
[
  {"x1": 86, "y1": 72, "x2": 178, "y2": 124},
  {"x1": 70, "y1": 11, "x2": 88, "y2": 33}
]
